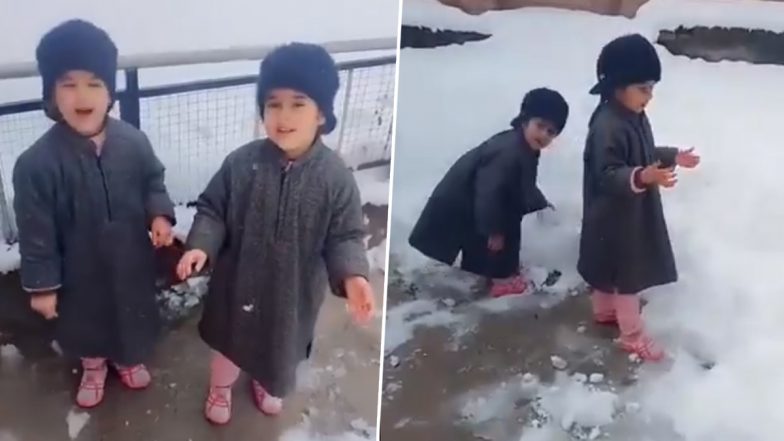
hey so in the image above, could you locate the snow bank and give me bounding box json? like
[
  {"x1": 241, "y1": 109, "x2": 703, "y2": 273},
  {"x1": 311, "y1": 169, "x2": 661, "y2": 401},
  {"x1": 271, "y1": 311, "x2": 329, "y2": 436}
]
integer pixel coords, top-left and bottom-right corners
[
  {"x1": 402, "y1": 0, "x2": 784, "y2": 44},
  {"x1": 638, "y1": 0, "x2": 784, "y2": 34},
  {"x1": 395, "y1": 1, "x2": 784, "y2": 439},
  {"x1": 355, "y1": 165, "x2": 391, "y2": 207}
]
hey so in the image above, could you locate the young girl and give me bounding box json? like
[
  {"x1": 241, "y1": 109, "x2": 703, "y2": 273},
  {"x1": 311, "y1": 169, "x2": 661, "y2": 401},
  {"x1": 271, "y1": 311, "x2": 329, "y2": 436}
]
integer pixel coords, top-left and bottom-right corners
[
  {"x1": 408, "y1": 88, "x2": 569, "y2": 297},
  {"x1": 176, "y1": 43, "x2": 376, "y2": 425},
  {"x1": 14, "y1": 20, "x2": 176, "y2": 407},
  {"x1": 578, "y1": 34, "x2": 700, "y2": 361}
]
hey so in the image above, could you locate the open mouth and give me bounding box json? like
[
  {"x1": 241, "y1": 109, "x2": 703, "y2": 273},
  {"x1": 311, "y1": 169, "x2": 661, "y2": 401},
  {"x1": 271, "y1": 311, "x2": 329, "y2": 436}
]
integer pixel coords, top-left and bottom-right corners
[
  {"x1": 75, "y1": 108, "x2": 95, "y2": 117},
  {"x1": 277, "y1": 127, "x2": 295, "y2": 135}
]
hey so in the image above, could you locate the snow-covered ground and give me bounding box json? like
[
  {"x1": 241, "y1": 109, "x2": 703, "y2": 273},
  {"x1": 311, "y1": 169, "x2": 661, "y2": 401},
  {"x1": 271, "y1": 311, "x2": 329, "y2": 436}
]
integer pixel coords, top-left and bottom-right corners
[{"x1": 389, "y1": 1, "x2": 784, "y2": 440}]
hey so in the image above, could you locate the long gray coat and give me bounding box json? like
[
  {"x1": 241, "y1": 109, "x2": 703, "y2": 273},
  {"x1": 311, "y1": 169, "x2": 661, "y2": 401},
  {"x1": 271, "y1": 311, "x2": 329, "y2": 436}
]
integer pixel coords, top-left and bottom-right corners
[
  {"x1": 409, "y1": 129, "x2": 549, "y2": 279},
  {"x1": 12, "y1": 119, "x2": 175, "y2": 364},
  {"x1": 187, "y1": 139, "x2": 369, "y2": 397},
  {"x1": 578, "y1": 102, "x2": 678, "y2": 294}
]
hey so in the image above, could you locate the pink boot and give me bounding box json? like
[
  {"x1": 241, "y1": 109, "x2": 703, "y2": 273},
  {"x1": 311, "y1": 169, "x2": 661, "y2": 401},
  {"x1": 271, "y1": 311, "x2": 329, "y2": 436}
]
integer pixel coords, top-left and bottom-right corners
[
  {"x1": 204, "y1": 351, "x2": 241, "y2": 425},
  {"x1": 251, "y1": 380, "x2": 283, "y2": 416},
  {"x1": 614, "y1": 295, "x2": 665, "y2": 362},
  {"x1": 591, "y1": 290, "x2": 617, "y2": 325},
  {"x1": 490, "y1": 274, "x2": 528, "y2": 298},
  {"x1": 76, "y1": 358, "x2": 108, "y2": 408},
  {"x1": 205, "y1": 386, "x2": 232, "y2": 425},
  {"x1": 113, "y1": 363, "x2": 152, "y2": 389}
]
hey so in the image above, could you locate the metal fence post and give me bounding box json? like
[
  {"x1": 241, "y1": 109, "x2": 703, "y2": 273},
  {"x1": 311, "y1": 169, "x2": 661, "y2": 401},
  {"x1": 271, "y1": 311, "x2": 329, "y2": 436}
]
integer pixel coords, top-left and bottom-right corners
[
  {"x1": 337, "y1": 69, "x2": 355, "y2": 154},
  {"x1": 119, "y1": 68, "x2": 141, "y2": 128}
]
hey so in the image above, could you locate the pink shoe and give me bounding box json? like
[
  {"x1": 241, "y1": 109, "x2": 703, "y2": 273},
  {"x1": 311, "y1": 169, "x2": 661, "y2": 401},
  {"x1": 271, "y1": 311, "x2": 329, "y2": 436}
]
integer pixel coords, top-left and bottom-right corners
[
  {"x1": 614, "y1": 294, "x2": 665, "y2": 362},
  {"x1": 204, "y1": 386, "x2": 232, "y2": 425},
  {"x1": 490, "y1": 274, "x2": 528, "y2": 298},
  {"x1": 113, "y1": 363, "x2": 152, "y2": 390},
  {"x1": 251, "y1": 380, "x2": 283, "y2": 416},
  {"x1": 76, "y1": 358, "x2": 108, "y2": 408}
]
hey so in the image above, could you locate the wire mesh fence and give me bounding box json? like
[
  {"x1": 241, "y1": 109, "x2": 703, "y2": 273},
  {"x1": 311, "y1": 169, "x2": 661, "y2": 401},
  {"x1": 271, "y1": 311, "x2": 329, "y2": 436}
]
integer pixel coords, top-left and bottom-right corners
[{"x1": 0, "y1": 55, "x2": 395, "y2": 242}]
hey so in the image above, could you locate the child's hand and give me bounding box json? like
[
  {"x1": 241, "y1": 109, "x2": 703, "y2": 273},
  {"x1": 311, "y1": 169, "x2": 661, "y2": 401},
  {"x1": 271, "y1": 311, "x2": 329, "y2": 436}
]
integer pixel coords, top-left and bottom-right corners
[
  {"x1": 675, "y1": 147, "x2": 701, "y2": 169},
  {"x1": 487, "y1": 234, "x2": 504, "y2": 252},
  {"x1": 151, "y1": 216, "x2": 174, "y2": 248},
  {"x1": 640, "y1": 161, "x2": 678, "y2": 188},
  {"x1": 345, "y1": 276, "x2": 375, "y2": 325},
  {"x1": 30, "y1": 292, "x2": 58, "y2": 320},
  {"x1": 177, "y1": 249, "x2": 208, "y2": 280}
]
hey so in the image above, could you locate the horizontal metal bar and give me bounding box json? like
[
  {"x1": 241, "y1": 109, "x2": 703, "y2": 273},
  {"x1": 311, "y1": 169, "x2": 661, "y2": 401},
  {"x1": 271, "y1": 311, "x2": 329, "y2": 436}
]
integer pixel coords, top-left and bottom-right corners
[
  {"x1": 1, "y1": 55, "x2": 397, "y2": 111},
  {"x1": 138, "y1": 74, "x2": 258, "y2": 98},
  {"x1": 356, "y1": 159, "x2": 391, "y2": 171},
  {"x1": 0, "y1": 100, "x2": 42, "y2": 117},
  {"x1": 0, "y1": 37, "x2": 397, "y2": 81}
]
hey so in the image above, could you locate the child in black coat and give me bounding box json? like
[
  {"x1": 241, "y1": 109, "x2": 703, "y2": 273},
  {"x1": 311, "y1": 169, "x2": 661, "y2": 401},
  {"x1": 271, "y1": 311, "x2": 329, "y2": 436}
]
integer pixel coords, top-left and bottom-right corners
[
  {"x1": 14, "y1": 20, "x2": 175, "y2": 407},
  {"x1": 409, "y1": 88, "x2": 569, "y2": 297},
  {"x1": 578, "y1": 34, "x2": 700, "y2": 361}
]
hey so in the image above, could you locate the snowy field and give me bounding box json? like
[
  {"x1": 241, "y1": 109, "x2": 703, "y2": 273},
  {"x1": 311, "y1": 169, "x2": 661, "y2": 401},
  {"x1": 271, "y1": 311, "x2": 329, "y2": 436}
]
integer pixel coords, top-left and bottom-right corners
[{"x1": 388, "y1": 0, "x2": 784, "y2": 440}]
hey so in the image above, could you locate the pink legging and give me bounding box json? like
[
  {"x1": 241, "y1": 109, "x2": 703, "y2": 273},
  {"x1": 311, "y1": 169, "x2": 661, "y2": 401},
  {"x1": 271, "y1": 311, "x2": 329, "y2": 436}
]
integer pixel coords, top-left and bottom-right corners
[
  {"x1": 210, "y1": 350, "x2": 241, "y2": 388},
  {"x1": 591, "y1": 290, "x2": 644, "y2": 345}
]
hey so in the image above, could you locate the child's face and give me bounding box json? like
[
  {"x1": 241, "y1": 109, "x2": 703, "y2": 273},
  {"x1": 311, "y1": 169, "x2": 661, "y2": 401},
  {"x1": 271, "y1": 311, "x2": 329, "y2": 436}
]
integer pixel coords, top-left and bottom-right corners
[
  {"x1": 263, "y1": 88, "x2": 325, "y2": 157},
  {"x1": 54, "y1": 70, "x2": 110, "y2": 137},
  {"x1": 522, "y1": 117, "x2": 559, "y2": 151},
  {"x1": 615, "y1": 81, "x2": 655, "y2": 113}
]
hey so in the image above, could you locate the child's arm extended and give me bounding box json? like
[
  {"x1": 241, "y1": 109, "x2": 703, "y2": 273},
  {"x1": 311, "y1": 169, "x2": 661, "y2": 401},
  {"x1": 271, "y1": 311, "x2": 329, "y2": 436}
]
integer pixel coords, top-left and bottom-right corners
[
  {"x1": 185, "y1": 157, "x2": 232, "y2": 267},
  {"x1": 323, "y1": 168, "x2": 370, "y2": 298},
  {"x1": 12, "y1": 154, "x2": 61, "y2": 312}
]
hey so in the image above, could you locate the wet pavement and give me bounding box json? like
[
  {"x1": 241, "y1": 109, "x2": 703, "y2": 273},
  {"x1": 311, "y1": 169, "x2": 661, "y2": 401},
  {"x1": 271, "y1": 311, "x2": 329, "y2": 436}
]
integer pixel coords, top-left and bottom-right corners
[
  {"x1": 0, "y1": 202, "x2": 389, "y2": 441},
  {"x1": 379, "y1": 260, "x2": 683, "y2": 441}
]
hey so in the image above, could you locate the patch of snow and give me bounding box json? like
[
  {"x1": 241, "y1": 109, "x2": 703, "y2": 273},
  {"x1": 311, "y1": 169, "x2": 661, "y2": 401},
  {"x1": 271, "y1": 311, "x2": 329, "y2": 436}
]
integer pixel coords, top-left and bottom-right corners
[
  {"x1": 66, "y1": 408, "x2": 90, "y2": 440},
  {"x1": 394, "y1": 418, "x2": 411, "y2": 429},
  {"x1": 550, "y1": 356, "x2": 568, "y2": 370},
  {"x1": 384, "y1": 299, "x2": 462, "y2": 355},
  {"x1": 280, "y1": 419, "x2": 375, "y2": 441},
  {"x1": 0, "y1": 243, "x2": 20, "y2": 274},
  {"x1": 367, "y1": 240, "x2": 387, "y2": 273},
  {"x1": 355, "y1": 166, "x2": 390, "y2": 207},
  {"x1": 172, "y1": 205, "x2": 196, "y2": 243},
  {"x1": 538, "y1": 375, "x2": 618, "y2": 429},
  {"x1": 156, "y1": 276, "x2": 209, "y2": 321},
  {"x1": 589, "y1": 373, "x2": 604, "y2": 384},
  {"x1": 572, "y1": 373, "x2": 588, "y2": 384},
  {"x1": 519, "y1": 426, "x2": 569, "y2": 441},
  {"x1": 0, "y1": 344, "x2": 22, "y2": 367},
  {"x1": 388, "y1": 355, "x2": 400, "y2": 367}
]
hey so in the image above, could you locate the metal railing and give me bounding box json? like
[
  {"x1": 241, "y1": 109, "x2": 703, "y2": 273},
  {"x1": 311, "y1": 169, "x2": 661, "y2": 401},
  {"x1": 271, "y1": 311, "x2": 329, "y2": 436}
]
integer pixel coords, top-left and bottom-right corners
[{"x1": 0, "y1": 38, "x2": 397, "y2": 242}]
